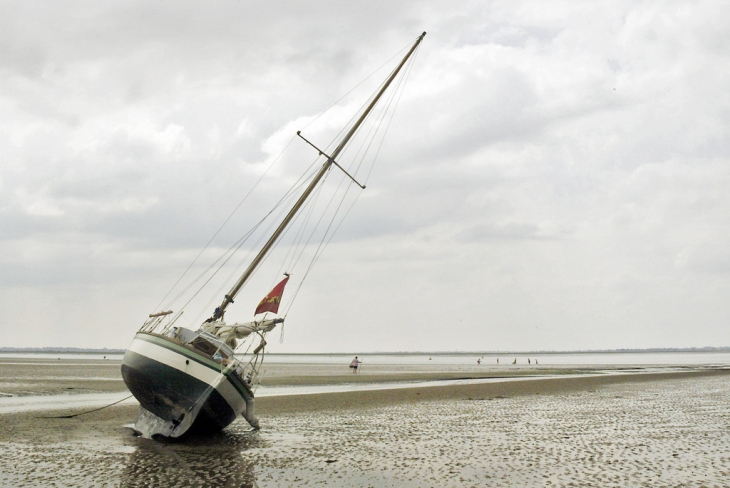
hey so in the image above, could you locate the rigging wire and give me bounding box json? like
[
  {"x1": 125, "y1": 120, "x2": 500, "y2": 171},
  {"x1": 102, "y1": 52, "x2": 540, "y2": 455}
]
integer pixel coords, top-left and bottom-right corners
[
  {"x1": 182, "y1": 163, "x2": 318, "y2": 323},
  {"x1": 348, "y1": 40, "x2": 419, "y2": 184},
  {"x1": 366, "y1": 39, "x2": 422, "y2": 183},
  {"x1": 282, "y1": 43, "x2": 423, "y2": 318},
  {"x1": 174, "y1": 130, "x2": 330, "y2": 321},
  {"x1": 170, "y1": 181, "x2": 297, "y2": 316},
  {"x1": 191, "y1": 157, "x2": 330, "y2": 324},
  {"x1": 282, "y1": 95, "x2": 405, "y2": 314},
  {"x1": 159, "y1": 33, "x2": 423, "y2": 327},
  {"x1": 196, "y1": 43, "x2": 414, "y2": 319},
  {"x1": 205, "y1": 166, "x2": 330, "y2": 318},
  {"x1": 343, "y1": 36, "x2": 421, "y2": 183},
  {"x1": 274, "y1": 49, "x2": 412, "y2": 274},
  {"x1": 299, "y1": 39, "x2": 413, "y2": 133},
  {"x1": 286, "y1": 165, "x2": 355, "y2": 275},
  {"x1": 154, "y1": 136, "x2": 298, "y2": 313},
  {"x1": 276, "y1": 166, "x2": 332, "y2": 280},
  {"x1": 162, "y1": 219, "x2": 265, "y2": 311},
  {"x1": 259, "y1": 171, "x2": 332, "y2": 290},
  {"x1": 165, "y1": 150, "x2": 316, "y2": 317},
  {"x1": 320, "y1": 66, "x2": 393, "y2": 157},
  {"x1": 317, "y1": 49, "x2": 407, "y2": 179}
]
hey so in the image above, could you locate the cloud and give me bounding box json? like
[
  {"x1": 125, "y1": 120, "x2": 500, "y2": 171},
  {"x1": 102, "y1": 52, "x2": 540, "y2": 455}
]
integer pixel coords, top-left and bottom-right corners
[
  {"x1": 2, "y1": 1, "x2": 730, "y2": 350},
  {"x1": 455, "y1": 222, "x2": 553, "y2": 242}
]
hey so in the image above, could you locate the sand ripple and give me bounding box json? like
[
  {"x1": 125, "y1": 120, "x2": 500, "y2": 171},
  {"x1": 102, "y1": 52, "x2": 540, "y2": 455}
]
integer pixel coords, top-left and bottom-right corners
[
  {"x1": 1, "y1": 374, "x2": 729, "y2": 486},
  {"x1": 246, "y1": 375, "x2": 730, "y2": 486}
]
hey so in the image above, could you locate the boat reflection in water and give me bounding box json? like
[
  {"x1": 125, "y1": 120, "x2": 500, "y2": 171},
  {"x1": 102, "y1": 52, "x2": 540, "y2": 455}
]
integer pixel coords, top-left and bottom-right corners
[{"x1": 119, "y1": 429, "x2": 261, "y2": 487}]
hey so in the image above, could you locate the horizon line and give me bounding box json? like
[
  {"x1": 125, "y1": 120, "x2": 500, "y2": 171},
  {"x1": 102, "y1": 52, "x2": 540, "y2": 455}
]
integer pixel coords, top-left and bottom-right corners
[{"x1": 2, "y1": 346, "x2": 729, "y2": 355}]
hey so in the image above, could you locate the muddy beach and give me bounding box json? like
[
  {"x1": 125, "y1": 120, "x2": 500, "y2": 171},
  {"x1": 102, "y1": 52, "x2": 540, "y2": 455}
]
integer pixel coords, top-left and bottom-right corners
[{"x1": 1, "y1": 358, "x2": 729, "y2": 486}]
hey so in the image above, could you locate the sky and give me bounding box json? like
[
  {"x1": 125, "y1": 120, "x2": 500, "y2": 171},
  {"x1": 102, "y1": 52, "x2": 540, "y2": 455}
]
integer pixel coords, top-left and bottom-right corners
[{"x1": 2, "y1": 1, "x2": 730, "y2": 353}]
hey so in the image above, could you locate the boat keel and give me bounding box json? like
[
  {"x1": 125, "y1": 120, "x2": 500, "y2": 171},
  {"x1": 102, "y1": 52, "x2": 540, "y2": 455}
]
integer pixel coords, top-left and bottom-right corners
[{"x1": 243, "y1": 397, "x2": 259, "y2": 429}]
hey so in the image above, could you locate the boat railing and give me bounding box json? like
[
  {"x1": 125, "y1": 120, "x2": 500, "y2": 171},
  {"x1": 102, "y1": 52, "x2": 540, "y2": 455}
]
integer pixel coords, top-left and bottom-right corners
[
  {"x1": 231, "y1": 357, "x2": 260, "y2": 387},
  {"x1": 139, "y1": 310, "x2": 183, "y2": 335}
]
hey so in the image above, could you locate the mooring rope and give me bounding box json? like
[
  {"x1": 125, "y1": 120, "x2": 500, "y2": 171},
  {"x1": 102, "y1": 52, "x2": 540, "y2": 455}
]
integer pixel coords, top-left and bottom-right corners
[{"x1": 36, "y1": 394, "x2": 134, "y2": 419}]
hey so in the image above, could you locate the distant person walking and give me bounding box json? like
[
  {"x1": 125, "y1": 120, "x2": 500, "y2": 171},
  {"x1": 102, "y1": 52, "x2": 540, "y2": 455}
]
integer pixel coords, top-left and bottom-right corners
[
  {"x1": 350, "y1": 356, "x2": 361, "y2": 373},
  {"x1": 535, "y1": 359, "x2": 538, "y2": 365},
  {"x1": 497, "y1": 358, "x2": 499, "y2": 364},
  {"x1": 477, "y1": 358, "x2": 481, "y2": 365},
  {"x1": 528, "y1": 358, "x2": 531, "y2": 365}
]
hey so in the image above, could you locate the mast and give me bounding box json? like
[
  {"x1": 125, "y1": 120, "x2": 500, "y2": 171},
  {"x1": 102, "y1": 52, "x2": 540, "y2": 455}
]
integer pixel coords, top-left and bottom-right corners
[{"x1": 212, "y1": 32, "x2": 426, "y2": 321}]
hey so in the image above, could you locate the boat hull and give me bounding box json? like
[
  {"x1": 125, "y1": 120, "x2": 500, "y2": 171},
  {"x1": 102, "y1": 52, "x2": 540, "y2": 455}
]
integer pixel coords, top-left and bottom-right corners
[{"x1": 121, "y1": 332, "x2": 255, "y2": 438}]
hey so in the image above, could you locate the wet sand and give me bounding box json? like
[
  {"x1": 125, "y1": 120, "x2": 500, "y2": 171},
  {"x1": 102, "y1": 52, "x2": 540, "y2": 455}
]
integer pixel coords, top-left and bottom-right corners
[
  {"x1": 0, "y1": 358, "x2": 124, "y2": 397},
  {"x1": 1, "y1": 358, "x2": 729, "y2": 486}
]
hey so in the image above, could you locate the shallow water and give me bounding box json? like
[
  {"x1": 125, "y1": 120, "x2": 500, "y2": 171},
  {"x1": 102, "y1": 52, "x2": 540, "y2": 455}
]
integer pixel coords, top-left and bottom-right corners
[
  {"x1": 0, "y1": 368, "x2": 692, "y2": 414},
  {"x1": 1, "y1": 375, "x2": 729, "y2": 487},
  {"x1": 0, "y1": 374, "x2": 585, "y2": 413}
]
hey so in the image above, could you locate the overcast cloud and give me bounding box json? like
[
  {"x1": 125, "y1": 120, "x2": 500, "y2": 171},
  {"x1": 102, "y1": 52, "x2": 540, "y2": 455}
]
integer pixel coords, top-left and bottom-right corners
[{"x1": 2, "y1": 1, "x2": 730, "y2": 352}]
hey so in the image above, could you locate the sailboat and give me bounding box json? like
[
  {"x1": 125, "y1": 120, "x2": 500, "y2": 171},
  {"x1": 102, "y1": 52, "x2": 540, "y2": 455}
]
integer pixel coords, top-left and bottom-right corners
[{"x1": 121, "y1": 32, "x2": 426, "y2": 439}]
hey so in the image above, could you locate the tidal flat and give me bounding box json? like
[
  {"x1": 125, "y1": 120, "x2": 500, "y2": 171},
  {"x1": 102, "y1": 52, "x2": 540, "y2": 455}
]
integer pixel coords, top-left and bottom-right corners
[{"x1": 0, "y1": 358, "x2": 729, "y2": 487}]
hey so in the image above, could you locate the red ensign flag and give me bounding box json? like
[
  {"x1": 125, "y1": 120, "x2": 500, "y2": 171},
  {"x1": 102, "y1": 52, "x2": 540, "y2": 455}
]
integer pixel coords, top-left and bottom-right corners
[{"x1": 254, "y1": 276, "x2": 290, "y2": 315}]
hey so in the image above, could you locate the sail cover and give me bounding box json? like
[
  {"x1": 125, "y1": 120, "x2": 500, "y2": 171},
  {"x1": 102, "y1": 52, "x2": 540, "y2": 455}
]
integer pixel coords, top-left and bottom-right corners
[{"x1": 254, "y1": 276, "x2": 289, "y2": 315}]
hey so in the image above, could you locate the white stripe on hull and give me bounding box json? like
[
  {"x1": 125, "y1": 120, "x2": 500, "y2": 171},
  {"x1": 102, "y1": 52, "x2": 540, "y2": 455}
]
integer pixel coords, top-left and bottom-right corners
[{"x1": 127, "y1": 336, "x2": 247, "y2": 415}]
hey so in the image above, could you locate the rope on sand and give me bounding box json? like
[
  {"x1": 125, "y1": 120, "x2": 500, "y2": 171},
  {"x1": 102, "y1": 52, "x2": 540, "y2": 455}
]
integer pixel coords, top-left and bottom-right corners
[{"x1": 36, "y1": 394, "x2": 135, "y2": 419}]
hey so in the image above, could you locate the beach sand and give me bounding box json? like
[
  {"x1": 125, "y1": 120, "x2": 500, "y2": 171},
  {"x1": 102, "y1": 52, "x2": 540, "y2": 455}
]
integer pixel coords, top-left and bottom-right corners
[{"x1": 1, "y1": 358, "x2": 729, "y2": 487}]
